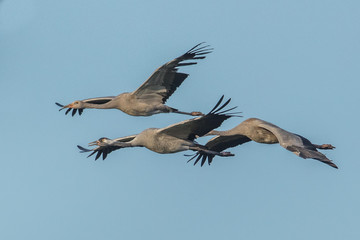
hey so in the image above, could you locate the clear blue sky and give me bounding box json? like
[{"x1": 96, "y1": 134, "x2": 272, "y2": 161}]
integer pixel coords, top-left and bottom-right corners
[{"x1": 1, "y1": 0, "x2": 359, "y2": 239}]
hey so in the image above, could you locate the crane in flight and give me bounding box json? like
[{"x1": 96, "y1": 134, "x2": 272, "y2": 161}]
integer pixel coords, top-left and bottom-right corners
[
  {"x1": 77, "y1": 96, "x2": 239, "y2": 161},
  {"x1": 188, "y1": 118, "x2": 337, "y2": 168},
  {"x1": 56, "y1": 43, "x2": 212, "y2": 117}
]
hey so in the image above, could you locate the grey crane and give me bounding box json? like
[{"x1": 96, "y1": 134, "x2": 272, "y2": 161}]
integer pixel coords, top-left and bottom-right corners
[
  {"x1": 188, "y1": 118, "x2": 337, "y2": 168},
  {"x1": 77, "y1": 96, "x2": 239, "y2": 161},
  {"x1": 56, "y1": 43, "x2": 212, "y2": 117}
]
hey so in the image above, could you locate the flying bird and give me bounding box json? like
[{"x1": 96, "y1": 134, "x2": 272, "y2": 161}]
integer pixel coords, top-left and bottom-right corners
[
  {"x1": 56, "y1": 43, "x2": 212, "y2": 117},
  {"x1": 77, "y1": 96, "x2": 239, "y2": 161},
  {"x1": 188, "y1": 118, "x2": 337, "y2": 168}
]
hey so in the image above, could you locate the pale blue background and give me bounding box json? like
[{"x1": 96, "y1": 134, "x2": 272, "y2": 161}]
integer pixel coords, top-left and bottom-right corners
[{"x1": 1, "y1": 0, "x2": 359, "y2": 239}]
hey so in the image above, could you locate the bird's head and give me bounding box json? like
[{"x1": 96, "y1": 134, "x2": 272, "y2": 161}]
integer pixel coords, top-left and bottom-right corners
[
  {"x1": 88, "y1": 137, "x2": 112, "y2": 147},
  {"x1": 55, "y1": 101, "x2": 84, "y2": 116},
  {"x1": 56, "y1": 100, "x2": 82, "y2": 110},
  {"x1": 65, "y1": 100, "x2": 83, "y2": 109}
]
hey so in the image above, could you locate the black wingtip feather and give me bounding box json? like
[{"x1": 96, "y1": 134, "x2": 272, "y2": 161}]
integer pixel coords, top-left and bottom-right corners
[
  {"x1": 330, "y1": 162, "x2": 338, "y2": 169},
  {"x1": 200, "y1": 155, "x2": 207, "y2": 167},
  {"x1": 187, "y1": 42, "x2": 205, "y2": 53},
  {"x1": 95, "y1": 151, "x2": 102, "y2": 160},
  {"x1": 185, "y1": 43, "x2": 213, "y2": 58},
  {"x1": 77, "y1": 145, "x2": 91, "y2": 152},
  {"x1": 206, "y1": 96, "x2": 241, "y2": 117},
  {"x1": 177, "y1": 62, "x2": 197, "y2": 67},
  {"x1": 102, "y1": 151, "x2": 108, "y2": 160},
  {"x1": 192, "y1": 56, "x2": 206, "y2": 60},
  {"x1": 193, "y1": 154, "x2": 202, "y2": 166},
  {"x1": 187, "y1": 152, "x2": 216, "y2": 167},
  {"x1": 217, "y1": 107, "x2": 242, "y2": 116},
  {"x1": 187, "y1": 153, "x2": 198, "y2": 163},
  {"x1": 188, "y1": 44, "x2": 211, "y2": 53},
  {"x1": 193, "y1": 50, "x2": 213, "y2": 56},
  {"x1": 208, "y1": 95, "x2": 224, "y2": 114},
  {"x1": 194, "y1": 45, "x2": 211, "y2": 51},
  {"x1": 87, "y1": 151, "x2": 96, "y2": 158},
  {"x1": 212, "y1": 98, "x2": 231, "y2": 114}
]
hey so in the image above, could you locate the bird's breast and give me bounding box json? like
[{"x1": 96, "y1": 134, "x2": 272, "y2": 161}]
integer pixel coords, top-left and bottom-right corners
[
  {"x1": 115, "y1": 94, "x2": 161, "y2": 116},
  {"x1": 141, "y1": 133, "x2": 190, "y2": 154},
  {"x1": 249, "y1": 127, "x2": 279, "y2": 144}
]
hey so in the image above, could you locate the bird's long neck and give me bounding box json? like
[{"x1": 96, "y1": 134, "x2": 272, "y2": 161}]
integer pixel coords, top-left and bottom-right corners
[
  {"x1": 205, "y1": 124, "x2": 246, "y2": 137},
  {"x1": 205, "y1": 130, "x2": 232, "y2": 136},
  {"x1": 82, "y1": 100, "x2": 117, "y2": 109},
  {"x1": 114, "y1": 141, "x2": 136, "y2": 148}
]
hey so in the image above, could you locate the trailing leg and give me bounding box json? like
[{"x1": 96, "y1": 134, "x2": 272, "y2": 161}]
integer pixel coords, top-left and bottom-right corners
[
  {"x1": 313, "y1": 144, "x2": 335, "y2": 150},
  {"x1": 189, "y1": 146, "x2": 234, "y2": 157},
  {"x1": 169, "y1": 107, "x2": 205, "y2": 116}
]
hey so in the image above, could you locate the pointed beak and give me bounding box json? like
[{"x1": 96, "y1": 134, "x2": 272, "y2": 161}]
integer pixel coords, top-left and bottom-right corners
[
  {"x1": 58, "y1": 103, "x2": 73, "y2": 111},
  {"x1": 88, "y1": 140, "x2": 99, "y2": 146}
]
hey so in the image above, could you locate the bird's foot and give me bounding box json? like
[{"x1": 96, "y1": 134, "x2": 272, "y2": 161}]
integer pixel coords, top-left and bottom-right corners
[
  {"x1": 317, "y1": 144, "x2": 335, "y2": 150},
  {"x1": 219, "y1": 151, "x2": 234, "y2": 157},
  {"x1": 191, "y1": 111, "x2": 205, "y2": 116}
]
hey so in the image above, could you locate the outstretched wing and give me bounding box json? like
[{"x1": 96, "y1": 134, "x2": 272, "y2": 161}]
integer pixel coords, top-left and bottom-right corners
[
  {"x1": 206, "y1": 135, "x2": 252, "y2": 153},
  {"x1": 159, "y1": 95, "x2": 239, "y2": 141},
  {"x1": 77, "y1": 135, "x2": 136, "y2": 160},
  {"x1": 188, "y1": 135, "x2": 251, "y2": 166},
  {"x1": 132, "y1": 43, "x2": 212, "y2": 103}
]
